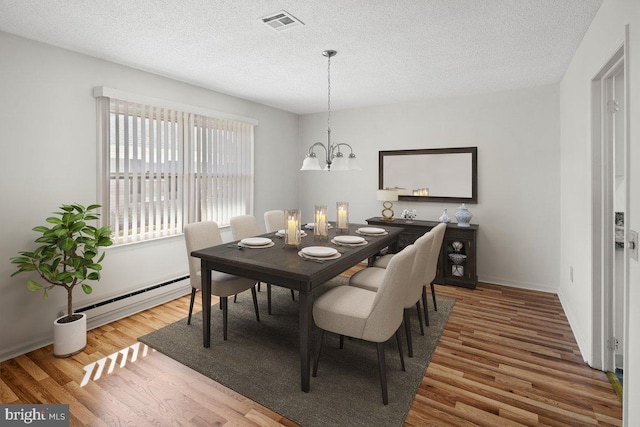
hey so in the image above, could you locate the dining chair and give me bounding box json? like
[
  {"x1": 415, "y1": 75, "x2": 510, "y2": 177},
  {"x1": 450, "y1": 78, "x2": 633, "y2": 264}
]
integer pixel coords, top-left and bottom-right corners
[
  {"x1": 349, "y1": 231, "x2": 434, "y2": 357},
  {"x1": 230, "y1": 214, "x2": 295, "y2": 313},
  {"x1": 373, "y1": 222, "x2": 446, "y2": 326},
  {"x1": 312, "y1": 244, "x2": 416, "y2": 405},
  {"x1": 420, "y1": 222, "x2": 446, "y2": 326},
  {"x1": 263, "y1": 210, "x2": 284, "y2": 234},
  {"x1": 184, "y1": 221, "x2": 260, "y2": 340}
]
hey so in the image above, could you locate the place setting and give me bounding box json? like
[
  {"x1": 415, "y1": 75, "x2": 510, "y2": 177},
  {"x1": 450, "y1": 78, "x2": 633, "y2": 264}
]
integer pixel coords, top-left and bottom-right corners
[
  {"x1": 298, "y1": 246, "x2": 341, "y2": 263},
  {"x1": 237, "y1": 237, "x2": 275, "y2": 249},
  {"x1": 331, "y1": 234, "x2": 368, "y2": 247},
  {"x1": 355, "y1": 226, "x2": 388, "y2": 237}
]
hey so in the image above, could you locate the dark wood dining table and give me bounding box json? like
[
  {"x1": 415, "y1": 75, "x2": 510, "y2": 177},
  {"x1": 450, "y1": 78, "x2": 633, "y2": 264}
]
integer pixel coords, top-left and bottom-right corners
[{"x1": 190, "y1": 222, "x2": 402, "y2": 392}]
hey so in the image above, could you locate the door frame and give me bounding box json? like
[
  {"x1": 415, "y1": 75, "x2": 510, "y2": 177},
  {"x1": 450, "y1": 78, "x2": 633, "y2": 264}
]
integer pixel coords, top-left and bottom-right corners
[{"x1": 590, "y1": 25, "x2": 630, "y2": 424}]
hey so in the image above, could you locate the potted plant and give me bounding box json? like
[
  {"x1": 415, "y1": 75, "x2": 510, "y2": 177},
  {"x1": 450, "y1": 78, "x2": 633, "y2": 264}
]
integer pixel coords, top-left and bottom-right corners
[{"x1": 10, "y1": 203, "x2": 112, "y2": 357}]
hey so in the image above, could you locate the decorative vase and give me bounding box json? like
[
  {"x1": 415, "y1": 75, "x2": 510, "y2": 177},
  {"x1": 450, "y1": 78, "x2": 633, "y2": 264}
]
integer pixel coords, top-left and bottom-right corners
[
  {"x1": 53, "y1": 312, "x2": 87, "y2": 357},
  {"x1": 314, "y1": 205, "x2": 328, "y2": 238},
  {"x1": 284, "y1": 209, "x2": 302, "y2": 248},
  {"x1": 439, "y1": 209, "x2": 450, "y2": 223},
  {"x1": 455, "y1": 203, "x2": 473, "y2": 227}
]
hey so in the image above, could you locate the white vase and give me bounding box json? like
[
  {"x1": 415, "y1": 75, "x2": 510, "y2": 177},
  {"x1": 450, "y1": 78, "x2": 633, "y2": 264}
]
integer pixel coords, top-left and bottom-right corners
[
  {"x1": 455, "y1": 203, "x2": 473, "y2": 227},
  {"x1": 438, "y1": 209, "x2": 451, "y2": 223},
  {"x1": 53, "y1": 313, "x2": 87, "y2": 357}
]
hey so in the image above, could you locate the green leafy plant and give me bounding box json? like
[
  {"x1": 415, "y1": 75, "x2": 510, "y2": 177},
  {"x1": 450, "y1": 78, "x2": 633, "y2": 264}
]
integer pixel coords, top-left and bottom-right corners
[{"x1": 10, "y1": 203, "x2": 113, "y2": 322}]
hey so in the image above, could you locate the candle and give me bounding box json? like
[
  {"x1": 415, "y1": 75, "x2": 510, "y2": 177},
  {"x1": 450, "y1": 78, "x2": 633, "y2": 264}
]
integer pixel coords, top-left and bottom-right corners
[
  {"x1": 317, "y1": 211, "x2": 326, "y2": 233},
  {"x1": 338, "y1": 208, "x2": 347, "y2": 228},
  {"x1": 287, "y1": 217, "x2": 298, "y2": 245}
]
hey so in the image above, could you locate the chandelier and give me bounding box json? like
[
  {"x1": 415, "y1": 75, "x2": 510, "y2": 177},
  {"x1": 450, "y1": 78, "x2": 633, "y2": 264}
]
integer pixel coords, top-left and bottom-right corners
[{"x1": 300, "y1": 50, "x2": 361, "y2": 171}]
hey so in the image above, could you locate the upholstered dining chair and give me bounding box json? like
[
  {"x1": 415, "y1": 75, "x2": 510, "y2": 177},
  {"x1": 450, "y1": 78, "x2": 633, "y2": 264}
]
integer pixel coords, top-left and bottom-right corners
[
  {"x1": 373, "y1": 222, "x2": 446, "y2": 327},
  {"x1": 349, "y1": 231, "x2": 434, "y2": 357},
  {"x1": 184, "y1": 221, "x2": 260, "y2": 340},
  {"x1": 420, "y1": 222, "x2": 446, "y2": 326},
  {"x1": 230, "y1": 214, "x2": 295, "y2": 313},
  {"x1": 312, "y1": 244, "x2": 417, "y2": 405},
  {"x1": 263, "y1": 210, "x2": 284, "y2": 234}
]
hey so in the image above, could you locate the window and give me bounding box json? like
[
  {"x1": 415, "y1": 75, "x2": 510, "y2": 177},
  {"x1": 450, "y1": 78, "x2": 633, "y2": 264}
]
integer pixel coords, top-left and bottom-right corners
[{"x1": 95, "y1": 87, "x2": 255, "y2": 245}]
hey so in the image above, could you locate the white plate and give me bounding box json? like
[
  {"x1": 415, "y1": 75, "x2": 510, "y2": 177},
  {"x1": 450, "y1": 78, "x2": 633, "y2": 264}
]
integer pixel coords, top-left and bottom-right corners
[
  {"x1": 301, "y1": 246, "x2": 338, "y2": 257},
  {"x1": 357, "y1": 227, "x2": 385, "y2": 234},
  {"x1": 334, "y1": 235, "x2": 365, "y2": 244},
  {"x1": 240, "y1": 237, "x2": 272, "y2": 246}
]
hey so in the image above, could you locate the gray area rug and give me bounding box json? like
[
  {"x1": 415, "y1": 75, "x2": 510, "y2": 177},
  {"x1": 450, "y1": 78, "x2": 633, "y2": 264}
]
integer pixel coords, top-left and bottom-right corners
[{"x1": 139, "y1": 278, "x2": 455, "y2": 427}]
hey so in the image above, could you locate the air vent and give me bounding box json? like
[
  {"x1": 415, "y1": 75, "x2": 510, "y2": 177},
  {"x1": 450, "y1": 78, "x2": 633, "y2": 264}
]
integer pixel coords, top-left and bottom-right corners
[{"x1": 261, "y1": 10, "x2": 304, "y2": 32}]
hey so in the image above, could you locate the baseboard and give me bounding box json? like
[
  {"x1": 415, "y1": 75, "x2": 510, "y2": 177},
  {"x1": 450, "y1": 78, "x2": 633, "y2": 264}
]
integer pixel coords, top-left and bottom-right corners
[
  {"x1": 477, "y1": 275, "x2": 558, "y2": 294},
  {"x1": 557, "y1": 286, "x2": 590, "y2": 364},
  {"x1": 0, "y1": 279, "x2": 191, "y2": 362}
]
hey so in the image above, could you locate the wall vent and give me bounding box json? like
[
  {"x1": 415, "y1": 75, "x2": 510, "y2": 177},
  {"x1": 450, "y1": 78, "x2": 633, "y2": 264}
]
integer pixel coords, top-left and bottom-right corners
[{"x1": 260, "y1": 10, "x2": 304, "y2": 32}]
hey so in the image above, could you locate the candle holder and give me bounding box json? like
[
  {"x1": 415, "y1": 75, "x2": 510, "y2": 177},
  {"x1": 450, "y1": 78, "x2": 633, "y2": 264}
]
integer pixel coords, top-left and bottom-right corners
[
  {"x1": 336, "y1": 201, "x2": 349, "y2": 233},
  {"x1": 284, "y1": 209, "x2": 301, "y2": 248},
  {"x1": 314, "y1": 205, "x2": 328, "y2": 239}
]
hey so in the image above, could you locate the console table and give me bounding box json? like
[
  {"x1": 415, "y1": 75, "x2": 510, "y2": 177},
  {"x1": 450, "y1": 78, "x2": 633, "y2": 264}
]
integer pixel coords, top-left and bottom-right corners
[{"x1": 366, "y1": 217, "x2": 478, "y2": 289}]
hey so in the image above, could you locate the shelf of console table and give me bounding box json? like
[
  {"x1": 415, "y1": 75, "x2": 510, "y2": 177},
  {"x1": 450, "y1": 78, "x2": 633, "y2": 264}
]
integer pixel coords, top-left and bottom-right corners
[{"x1": 366, "y1": 217, "x2": 478, "y2": 289}]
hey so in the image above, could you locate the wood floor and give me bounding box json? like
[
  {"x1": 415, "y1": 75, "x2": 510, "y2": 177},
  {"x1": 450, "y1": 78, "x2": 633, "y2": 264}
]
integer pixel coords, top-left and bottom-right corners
[{"x1": 1, "y1": 269, "x2": 622, "y2": 426}]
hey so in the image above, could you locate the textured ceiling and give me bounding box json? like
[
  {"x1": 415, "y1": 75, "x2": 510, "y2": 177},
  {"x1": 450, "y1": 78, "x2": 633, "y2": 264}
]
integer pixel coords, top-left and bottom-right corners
[{"x1": 0, "y1": 0, "x2": 602, "y2": 114}]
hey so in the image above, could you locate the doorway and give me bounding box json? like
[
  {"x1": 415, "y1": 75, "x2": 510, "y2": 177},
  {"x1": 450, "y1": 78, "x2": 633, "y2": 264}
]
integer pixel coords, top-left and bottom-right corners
[{"x1": 590, "y1": 33, "x2": 629, "y2": 412}]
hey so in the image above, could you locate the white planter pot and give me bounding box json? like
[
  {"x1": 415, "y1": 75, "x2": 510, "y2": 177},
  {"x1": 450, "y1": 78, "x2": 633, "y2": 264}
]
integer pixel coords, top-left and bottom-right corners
[{"x1": 53, "y1": 313, "x2": 87, "y2": 357}]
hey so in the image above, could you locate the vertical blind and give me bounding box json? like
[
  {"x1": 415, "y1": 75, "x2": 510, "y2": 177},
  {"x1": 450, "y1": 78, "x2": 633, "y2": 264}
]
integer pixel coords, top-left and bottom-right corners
[{"x1": 96, "y1": 91, "x2": 255, "y2": 245}]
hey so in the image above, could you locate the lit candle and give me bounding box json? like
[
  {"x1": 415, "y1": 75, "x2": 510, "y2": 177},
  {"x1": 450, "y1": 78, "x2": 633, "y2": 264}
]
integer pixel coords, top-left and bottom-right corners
[
  {"x1": 317, "y1": 211, "x2": 327, "y2": 234},
  {"x1": 287, "y1": 217, "x2": 298, "y2": 245},
  {"x1": 338, "y1": 207, "x2": 347, "y2": 228}
]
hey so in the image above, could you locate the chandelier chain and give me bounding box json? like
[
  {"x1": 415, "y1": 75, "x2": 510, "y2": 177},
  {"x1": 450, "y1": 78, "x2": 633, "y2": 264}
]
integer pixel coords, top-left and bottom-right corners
[{"x1": 327, "y1": 53, "x2": 331, "y2": 131}]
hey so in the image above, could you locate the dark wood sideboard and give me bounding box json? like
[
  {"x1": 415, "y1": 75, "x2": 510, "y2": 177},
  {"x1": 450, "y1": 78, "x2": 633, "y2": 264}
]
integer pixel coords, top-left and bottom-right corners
[{"x1": 366, "y1": 217, "x2": 478, "y2": 289}]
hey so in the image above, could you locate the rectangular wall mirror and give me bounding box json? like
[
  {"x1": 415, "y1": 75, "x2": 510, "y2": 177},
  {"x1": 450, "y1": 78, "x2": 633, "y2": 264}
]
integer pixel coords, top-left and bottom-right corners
[{"x1": 379, "y1": 147, "x2": 478, "y2": 203}]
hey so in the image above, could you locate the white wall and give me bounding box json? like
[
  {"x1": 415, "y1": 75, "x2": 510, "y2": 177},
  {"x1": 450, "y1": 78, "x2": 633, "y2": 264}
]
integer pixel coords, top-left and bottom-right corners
[
  {"x1": 558, "y1": 0, "x2": 640, "y2": 425},
  {"x1": 0, "y1": 31, "x2": 300, "y2": 360},
  {"x1": 299, "y1": 85, "x2": 561, "y2": 292}
]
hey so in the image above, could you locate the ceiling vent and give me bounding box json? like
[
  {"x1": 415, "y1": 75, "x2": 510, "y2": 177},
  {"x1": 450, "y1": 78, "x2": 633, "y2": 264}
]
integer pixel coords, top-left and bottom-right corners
[{"x1": 260, "y1": 10, "x2": 304, "y2": 32}]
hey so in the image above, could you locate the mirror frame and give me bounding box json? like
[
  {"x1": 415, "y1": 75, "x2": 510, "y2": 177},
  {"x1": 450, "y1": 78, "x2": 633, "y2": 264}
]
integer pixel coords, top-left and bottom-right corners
[{"x1": 378, "y1": 147, "x2": 478, "y2": 203}]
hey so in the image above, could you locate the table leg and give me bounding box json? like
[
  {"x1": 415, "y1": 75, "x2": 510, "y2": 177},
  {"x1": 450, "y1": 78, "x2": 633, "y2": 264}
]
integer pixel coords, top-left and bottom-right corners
[
  {"x1": 299, "y1": 289, "x2": 312, "y2": 392},
  {"x1": 202, "y1": 262, "x2": 212, "y2": 348}
]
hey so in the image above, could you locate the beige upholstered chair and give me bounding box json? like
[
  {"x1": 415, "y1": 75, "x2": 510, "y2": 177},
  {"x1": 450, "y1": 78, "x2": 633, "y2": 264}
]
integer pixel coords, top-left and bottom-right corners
[
  {"x1": 230, "y1": 214, "x2": 295, "y2": 313},
  {"x1": 263, "y1": 210, "x2": 284, "y2": 233},
  {"x1": 349, "y1": 231, "x2": 434, "y2": 357},
  {"x1": 420, "y1": 222, "x2": 446, "y2": 326},
  {"x1": 373, "y1": 222, "x2": 447, "y2": 326},
  {"x1": 312, "y1": 244, "x2": 417, "y2": 405},
  {"x1": 184, "y1": 221, "x2": 260, "y2": 340}
]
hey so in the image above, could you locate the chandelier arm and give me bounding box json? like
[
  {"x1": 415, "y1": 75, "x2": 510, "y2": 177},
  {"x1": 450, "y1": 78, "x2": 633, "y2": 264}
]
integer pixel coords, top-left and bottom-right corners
[{"x1": 308, "y1": 142, "x2": 331, "y2": 165}]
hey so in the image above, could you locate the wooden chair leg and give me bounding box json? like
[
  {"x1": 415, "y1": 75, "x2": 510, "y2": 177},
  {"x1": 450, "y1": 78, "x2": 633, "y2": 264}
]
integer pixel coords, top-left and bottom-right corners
[
  {"x1": 291, "y1": 289, "x2": 296, "y2": 301},
  {"x1": 257, "y1": 282, "x2": 261, "y2": 292},
  {"x1": 267, "y1": 284, "x2": 272, "y2": 315},
  {"x1": 431, "y1": 283, "x2": 438, "y2": 311},
  {"x1": 416, "y1": 301, "x2": 425, "y2": 336},
  {"x1": 251, "y1": 286, "x2": 260, "y2": 322},
  {"x1": 187, "y1": 288, "x2": 196, "y2": 325},
  {"x1": 221, "y1": 296, "x2": 228, "y2": 341},
  {"x1": 403, "y1": 308, "x2": 413, "y2": 357},
  {"x1": 422, "y1": 287, "x2": 430, "y2": 327},
  {"x1": 376, "y1": 342, "x2": 389, "y2": 405},
  {"x1": 395, "y1": 328, "x2": 406, "y2": 372},
  {"x1": 312, "y1": 329, "x2": 325, "y2": 377},
  {"x1": 233, "y1": 294, "x2": 237, "y2": 303}
]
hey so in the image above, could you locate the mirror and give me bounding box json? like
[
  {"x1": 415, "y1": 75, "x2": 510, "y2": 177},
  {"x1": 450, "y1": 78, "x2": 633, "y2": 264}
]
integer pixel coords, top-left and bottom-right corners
[{"x1": 379, "y1": 147, "x2": 477, "y2": 203}]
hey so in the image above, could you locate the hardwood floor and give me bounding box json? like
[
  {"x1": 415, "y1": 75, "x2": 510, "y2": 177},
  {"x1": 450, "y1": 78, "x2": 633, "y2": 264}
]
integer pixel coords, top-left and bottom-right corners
[{"x1": 1, "y1": 270, "x2": 622, "y2": 426}]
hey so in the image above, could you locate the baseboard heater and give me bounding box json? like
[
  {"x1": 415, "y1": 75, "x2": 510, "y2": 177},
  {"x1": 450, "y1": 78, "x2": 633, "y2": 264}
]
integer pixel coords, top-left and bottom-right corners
[{"x1": 72, "y1": 276, "x2": 191, "y2": 331}]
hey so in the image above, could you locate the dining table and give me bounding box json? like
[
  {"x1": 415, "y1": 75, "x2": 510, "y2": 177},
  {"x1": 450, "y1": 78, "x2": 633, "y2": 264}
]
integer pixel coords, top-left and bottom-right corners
[{"x1": 190, "y1": 222, "x2": 403, "y2": 392}]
